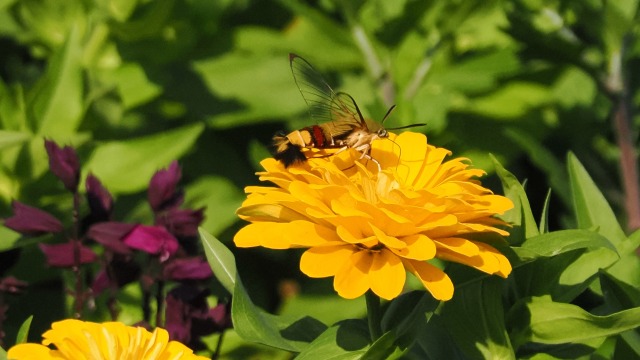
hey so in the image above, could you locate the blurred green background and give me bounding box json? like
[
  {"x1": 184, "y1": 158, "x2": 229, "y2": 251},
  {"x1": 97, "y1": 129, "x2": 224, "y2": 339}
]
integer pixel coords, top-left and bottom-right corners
[{"x1": 1, "y1": 0, "x2": 638, "y2": 355}]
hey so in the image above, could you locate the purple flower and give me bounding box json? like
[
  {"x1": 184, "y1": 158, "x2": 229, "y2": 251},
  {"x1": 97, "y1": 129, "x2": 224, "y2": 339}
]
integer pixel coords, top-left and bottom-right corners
[
  {"x1": 148, "y1": 161, "x2": 184, "y2": 212},
  {"x1": 85, "y1": 174, "x2": 113, "y2": 223},
  {"x1": 122, "y1": 225, "x2": 179, "y2": 262},
  {"x1": 44, "y1": 139, "x2": 80, "y2": 192},
  {"x1": 39, "y1": 242, "x2": 98, "y2": 267},
  {"x1": 156, "y1": 208, "x2": 205, "y2": 238},
  {"x1": 87, "y1": 222, "x2": 135, "y2": 254},
  {"x1": 163, "y1": 257, "x2": 212, "y2": 280},
  {"x1": 165, "y1": 285, "x2": 230, "y2": 349},
  {"x1": 4, "y1": 201, "x2": 63, "y2": 236}
]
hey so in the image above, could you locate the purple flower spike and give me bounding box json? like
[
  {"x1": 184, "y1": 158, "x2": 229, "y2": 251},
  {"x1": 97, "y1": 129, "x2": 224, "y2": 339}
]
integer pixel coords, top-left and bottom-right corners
[
  {"x1": 39, "y1": 242, "x2": 98, "y2": 268},
  {"x1": 123, "y1": 225, "x2": 179, "y2": 262},
  {"x1": 148, "y1": 161, "x2": 183, "y2": 212},
  {"x1": 87, "y1": 222, "x2": 135, "y2": 254},
  {"x1": 157, "y1": 207, "x2": 205, "y2": 238},
  {"x1": 86, "y1": 174, "x2": 113, "y2": 223},
  {"x1": 4, "y1": 201, "x2": 63, "y2": 236},
  {"x1": 163, "y1": 257, "x2": 212, "y2": 280},
  {"x1": 44, "y1": 139, "x2": 80, "y2": 192}
]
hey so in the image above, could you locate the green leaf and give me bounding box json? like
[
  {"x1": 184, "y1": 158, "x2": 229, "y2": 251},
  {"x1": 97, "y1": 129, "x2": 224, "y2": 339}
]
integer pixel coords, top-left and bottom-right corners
[
  {"x1": 441, "y1": 277, "x2": 515, "y2": 360},
  {"x1": 361, "y1": 331, "x2": 399, "y2": 360},
  {"x1": 0, "y1": 130, "x2": 30, "y2": 151},
  {"x1": 0, "y1": 346, "x2": 5, "y2": 360},
  {"x1": 568, "y1": 152, "x2": 626, "y2": 247},
  {"x1": 493, "y1": 155, "x2": 539, "y2": 242},
  {"x1": 186, "y1": 176, "x2": 243, "y2": 236},
  {"x1": 513, "y1": 230, "x2": 617, "y2": 302},
  {"x1": 519, "y1": 230, "x2": 616, "y2": 258},
  {"x1": 599, "y1": 271, "x2": 640, "y2": 357},
  {"x1": 295, "y1": 320, "x2": 369, "y2": 360},
  {"x1": 0, "y1": 227, "x2": 42, "y2": 252},
  {"x1": 0, "y1": 81, "x2": 27, "y2": 130},
  {"x1": 539, "y1": 189, "x2": 551, "y2": 233},
  {"x1": 112, "y1": 63, "x2": 163, "y2": 109},
  {"x1": 15, "y1": 315, "x2": 33, "y2": 344},
  {"x1": 28, "y1": 25, "x2": 84, "y2": 137},
  {"x1": 199, "y1": 228, "x2": 237, "y2": 294},
  {"x1": 85, "y1": 124, "x2": 204, "y2": 194},
  {"x1": 509, "y1": 296, "x2": 640, "y2": 349},
  {"x1": 381, "y1": 291, "x2": 439, "y2": 340},
  {"x1": 232, "y1": 275, "x2": 325, "y2": 352},
  {"x1": 199, "y1": 228, "x2": 325, "y2": 352}
]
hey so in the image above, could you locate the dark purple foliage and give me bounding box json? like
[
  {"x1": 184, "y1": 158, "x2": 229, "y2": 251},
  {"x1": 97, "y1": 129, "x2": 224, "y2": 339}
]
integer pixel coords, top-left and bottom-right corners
[
  {"x1": 44, "y1": 139, "x2": 80, "y2": 192},
  {"x1": 4, "y1": 201, "x2": 63, "y2": 236},
  {"x1": 148, "y1": 161, "x2": 184, "y2": 212},
  {"x1": 163, "y1": 257, "x2": 212, "y2": 281},
  {"x1": 85, "y1": 174, "x2": 113, "y2": 225},
  {"x1": 87, "y1": 222, "x2": 135, "y2": 254},
  {"x1": 156, "y1": 207, "x2": 205, "y2": 238},
  {"x1": 122, "y1": 225, "x2": 179, "y2": 262},
  {"x1": 39, "y1": 242, "x2": 98, "y2": 267},
  {"x1": 165, "y1": 285, "x2": 231, "y2": 349}
]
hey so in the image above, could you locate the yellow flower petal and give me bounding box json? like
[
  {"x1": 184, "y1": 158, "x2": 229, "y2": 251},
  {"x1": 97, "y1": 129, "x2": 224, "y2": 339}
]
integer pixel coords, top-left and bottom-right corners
[
  {"x1": 433, "y1": 237, "x2": 480, "y2": 257},
  {"x1": 405, "y1": 260, "x2": 454, "y2": 301},
  {"x1": 334, "y1": 251, "x2": 373, "y2": 299},
  {"x1": 300, "y1": 245, "x2": 356, "y2": 277},
  {"x1": 370, "y1": 249, "x2": 406, "y2": 300},
  {"x1": 391, "y1": 234, "x2": 436, "y2": 261},
  {"x1": 7, "y1": 343, "x2": 54, "y2": 360},
  {"x1": 8, "y1": 319, "x2": 207, "y2": 360}
]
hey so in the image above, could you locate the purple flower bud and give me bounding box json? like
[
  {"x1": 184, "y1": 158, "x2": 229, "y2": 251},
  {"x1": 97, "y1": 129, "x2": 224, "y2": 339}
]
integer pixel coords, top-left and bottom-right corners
[
  {"x1": 163, "y1": 257, "x2": 212, "y2": 280},
  {"x1": 85, "y1": 174, "x2": 113, "y2": 223},
  {"x1": 148, "y1": 161, "x2": 184, "y2": 212},
  {"x1": 87, "y1": 222, "x2": 135, "y2": 254},
  {"x1": 39, "y1": 242, "x2": 97, "y2": 267},
  {"x1": 122, "y1": 225, "x2": 179, "y2": 262},
  {"x1": 157, "y1": 208, "x2": 205, "y2": 238},
  {"x1": 44, "y1": 139, "x2": 80, "y2": 192},
  {"x1": 4, "y1": 201, "x2": 63, "y2": 236}
]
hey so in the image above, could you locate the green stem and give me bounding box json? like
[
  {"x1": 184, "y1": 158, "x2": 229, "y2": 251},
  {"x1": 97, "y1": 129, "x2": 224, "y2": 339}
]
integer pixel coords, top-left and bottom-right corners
[{"x1": 365, "y1": 290, "x2": 382, "y2": 342}]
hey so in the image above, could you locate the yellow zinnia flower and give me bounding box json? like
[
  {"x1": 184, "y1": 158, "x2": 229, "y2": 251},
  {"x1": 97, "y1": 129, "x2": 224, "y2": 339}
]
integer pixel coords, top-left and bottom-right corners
[
  {"x1": 7, "y1": 319, "x2": 208, "y2": 360},
  {"x1": 235, "y1": 132, "x2": 513, "y2": 301}
]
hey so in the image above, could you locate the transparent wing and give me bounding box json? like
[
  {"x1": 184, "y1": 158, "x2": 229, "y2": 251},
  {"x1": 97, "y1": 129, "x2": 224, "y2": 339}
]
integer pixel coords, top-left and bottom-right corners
[{"x1": 289, "y1": 54, "x2": 366, "y2": 138}]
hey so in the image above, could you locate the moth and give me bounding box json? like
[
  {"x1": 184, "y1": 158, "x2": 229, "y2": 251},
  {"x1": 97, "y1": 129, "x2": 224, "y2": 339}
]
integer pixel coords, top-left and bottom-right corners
[{"x1": 273, "y1": 53, "x2": 424, "y2": 169}]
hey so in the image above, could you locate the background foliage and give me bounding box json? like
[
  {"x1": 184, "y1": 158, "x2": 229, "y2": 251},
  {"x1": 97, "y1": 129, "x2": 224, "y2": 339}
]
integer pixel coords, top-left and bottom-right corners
[{"x1": 1, "y1": 0, "x2": 640, "y2": 358}]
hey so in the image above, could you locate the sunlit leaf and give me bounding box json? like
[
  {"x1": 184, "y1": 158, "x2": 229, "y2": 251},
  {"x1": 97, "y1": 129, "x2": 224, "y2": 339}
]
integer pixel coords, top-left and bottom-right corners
[
  {"x1": 493, "y1": 155, "x2": 539, "y2": 243},
  {"x1": 441, "y1": 277, "x2": 515, "y2": 359},
  {"x1": 509, "y1": 296, "x2": 640, "y2": 349},
  {"x1": 295, "y1": 320, "x2": 369, "y2": 360},
  {"x1": 85, "y1": 124, "x2": 204, "y2": 193},
  {"x1": 28, "y1": 25, "x2": 84, "y2": 138},
  {"x1": 15, "y1": 315, "x2": 33, "y2": 344},
  {"x1": 199, "y1": 228, "x2": 236, "y2": 294}
]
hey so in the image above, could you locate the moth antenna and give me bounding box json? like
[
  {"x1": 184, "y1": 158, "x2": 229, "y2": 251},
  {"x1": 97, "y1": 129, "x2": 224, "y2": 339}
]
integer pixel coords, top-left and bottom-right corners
[
  {"x1": 381, "y1": 105, "x2": 396, "y2": 125},
  {"x1": 387, "y1": 122, "x2": 427, "y2": 131}
]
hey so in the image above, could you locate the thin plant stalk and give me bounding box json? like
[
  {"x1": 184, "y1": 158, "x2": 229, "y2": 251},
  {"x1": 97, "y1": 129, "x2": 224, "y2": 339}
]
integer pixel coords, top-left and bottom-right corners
[
  {"x1": 365, "y1": 290, "x2": 382, "y2": 342},
  {"x1": 71, "y1": 191, "x2": 84, "y2": 318}
]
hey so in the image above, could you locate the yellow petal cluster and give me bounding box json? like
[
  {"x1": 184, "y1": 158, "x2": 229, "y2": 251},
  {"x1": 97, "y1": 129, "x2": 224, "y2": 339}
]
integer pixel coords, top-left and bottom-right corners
[
  {"x1": 235, "y1": 132, "x2": 513, "y2": 301},
  {"x1": 7, "y1": 319, "x2": 208, "y2": 360}
]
